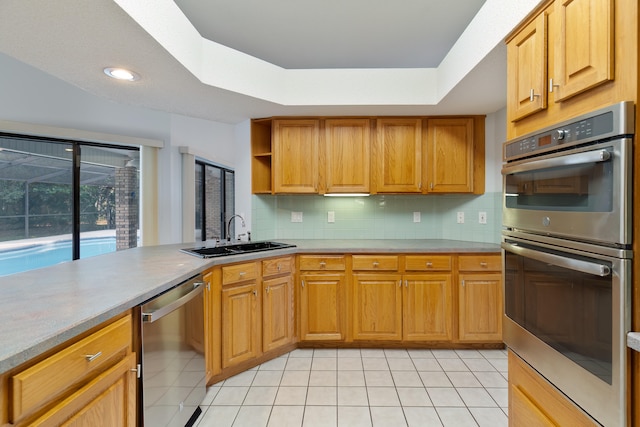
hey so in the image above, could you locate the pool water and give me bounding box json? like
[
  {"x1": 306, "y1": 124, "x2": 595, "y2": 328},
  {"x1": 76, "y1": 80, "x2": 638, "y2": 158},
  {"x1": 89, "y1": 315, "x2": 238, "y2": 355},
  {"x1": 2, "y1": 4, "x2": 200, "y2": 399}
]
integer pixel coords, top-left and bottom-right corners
[{"x1": 0, "y1": 238, "x2": 116, "y2": 277}]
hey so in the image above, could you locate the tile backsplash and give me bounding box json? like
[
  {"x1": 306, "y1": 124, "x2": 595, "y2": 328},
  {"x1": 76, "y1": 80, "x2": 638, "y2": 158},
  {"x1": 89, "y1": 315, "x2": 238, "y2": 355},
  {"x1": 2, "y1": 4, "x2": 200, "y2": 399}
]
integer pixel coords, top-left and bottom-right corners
[{"x1": 251, "y1": 193, "x2": 502, "y2": 244}]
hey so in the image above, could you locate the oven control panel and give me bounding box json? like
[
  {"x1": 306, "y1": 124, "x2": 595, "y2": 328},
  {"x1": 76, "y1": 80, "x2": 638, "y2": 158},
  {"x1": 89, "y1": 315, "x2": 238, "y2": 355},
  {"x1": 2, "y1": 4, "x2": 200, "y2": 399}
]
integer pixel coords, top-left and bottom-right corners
[
  {"x1": 504, "y1": 112, "x2": 613, "y2": 160},
  {"x1": 502, "y1": 100, "x2": 638, "y2": 162}
]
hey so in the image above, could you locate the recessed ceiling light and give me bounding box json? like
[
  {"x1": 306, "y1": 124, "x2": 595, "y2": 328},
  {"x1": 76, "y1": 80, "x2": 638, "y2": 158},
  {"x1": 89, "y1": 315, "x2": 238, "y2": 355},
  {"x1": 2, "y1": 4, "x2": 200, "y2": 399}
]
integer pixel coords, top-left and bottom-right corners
[{"x1": 103, "y1": 67, "x2": 140, "y2": 81}]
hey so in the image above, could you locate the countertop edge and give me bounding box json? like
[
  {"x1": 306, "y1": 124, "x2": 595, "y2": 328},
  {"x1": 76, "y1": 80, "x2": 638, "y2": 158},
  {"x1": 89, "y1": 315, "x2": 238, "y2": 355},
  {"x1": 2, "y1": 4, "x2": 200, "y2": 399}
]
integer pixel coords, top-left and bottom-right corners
[{"x1": 628, "y1": 332, "x2": 640, "y2": 353}]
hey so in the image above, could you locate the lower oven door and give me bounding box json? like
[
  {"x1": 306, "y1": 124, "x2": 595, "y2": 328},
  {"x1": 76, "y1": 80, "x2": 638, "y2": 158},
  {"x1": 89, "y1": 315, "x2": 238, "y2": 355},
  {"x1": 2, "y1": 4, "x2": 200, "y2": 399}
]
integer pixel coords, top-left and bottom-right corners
[{"x1": 502, "y1": 233, "x2": 630, "y2": 426}]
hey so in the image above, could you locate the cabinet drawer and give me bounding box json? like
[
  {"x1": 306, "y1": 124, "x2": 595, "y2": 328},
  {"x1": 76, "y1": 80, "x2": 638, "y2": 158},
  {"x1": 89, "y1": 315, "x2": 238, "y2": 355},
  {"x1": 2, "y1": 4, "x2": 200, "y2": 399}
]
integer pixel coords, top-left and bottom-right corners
[
  {"x1": 458, "y1": 255, "x2": 501, "y2": 272},
  {"x1": 222, "y1": 262, "x2": 258, "y2": 285},
  {"x1": 352, "y1": 255, "x2": 398, "y2": 271},
  {"x1": 11, "y1": 314, "x2": 132, "y2": 422},
  {"x1": 404, "y1": 255, "x2": 452, "y2": 271},
  {"x1": 262, "y1": 256, "x2": 293, "y2": 277},
  {"x1": 299, "y1": 255, "x2": 346, "y2": 271}
]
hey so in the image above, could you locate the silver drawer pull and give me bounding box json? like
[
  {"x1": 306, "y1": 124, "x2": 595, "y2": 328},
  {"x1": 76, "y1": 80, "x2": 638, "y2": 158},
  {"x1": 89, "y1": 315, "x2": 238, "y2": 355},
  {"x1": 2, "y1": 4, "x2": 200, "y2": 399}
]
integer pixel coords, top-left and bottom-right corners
[
  {"x1": 426, "y1": 262, "x2": 433, "y2": 267},
  {"x1": 277, "y1": 264, "x2": 282, "y2": 271},
  {"x1": 239, "y1": 271, "x2": 246, "y2": 277},
  {"x1": 373, "y1": 261, "x2": 379, "y2": 267},
  {"x1": 319, "y1": 261, "x2": 326, "y2": 268},
  {"x1": 85, "y1": 351, "x2": 102, "y2": 362},
  {"x1": 480, "y1": 262, "x2": 488, "y2": 268}
]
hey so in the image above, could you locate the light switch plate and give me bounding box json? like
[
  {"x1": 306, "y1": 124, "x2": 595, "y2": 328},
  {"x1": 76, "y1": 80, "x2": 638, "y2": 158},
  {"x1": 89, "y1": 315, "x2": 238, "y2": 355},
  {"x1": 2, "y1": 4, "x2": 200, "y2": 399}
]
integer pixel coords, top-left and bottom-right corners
[
  {"x1": 291, "y1": 212, "x2": 303, "y2": 223},
  {"x1": 328, "y1": 211, "x2": 335, "y2": 223},
  {"x1": 457, "y1": 212, "x2": 465, "y2": 224},
  {"x1": 413, "y1": 212, "x2": 421, "y2": 223}
]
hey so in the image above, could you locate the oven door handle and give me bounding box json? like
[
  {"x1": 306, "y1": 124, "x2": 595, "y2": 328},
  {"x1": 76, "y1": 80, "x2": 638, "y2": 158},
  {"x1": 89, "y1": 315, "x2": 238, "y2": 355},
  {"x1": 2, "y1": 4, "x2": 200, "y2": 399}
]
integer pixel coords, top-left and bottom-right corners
[
  {"x1": 501, "y1": 242, "x2": 611, "y2": 277},
  {"x1": 501, "y1": 149, "x2": 610, "y2": 175}
]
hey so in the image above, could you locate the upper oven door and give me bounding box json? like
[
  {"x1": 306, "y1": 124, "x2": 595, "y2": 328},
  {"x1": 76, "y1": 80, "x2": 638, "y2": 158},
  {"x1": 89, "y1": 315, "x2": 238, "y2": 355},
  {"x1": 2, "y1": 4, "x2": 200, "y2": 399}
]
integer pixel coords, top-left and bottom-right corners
[{"x1": 502, "y1": 137, "x2": 632, "y2": 246}]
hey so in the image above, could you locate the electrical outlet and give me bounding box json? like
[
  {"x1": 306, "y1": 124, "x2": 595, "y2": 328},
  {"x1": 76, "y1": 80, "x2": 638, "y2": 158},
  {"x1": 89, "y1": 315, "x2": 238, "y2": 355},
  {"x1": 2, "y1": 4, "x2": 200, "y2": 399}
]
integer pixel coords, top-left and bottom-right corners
[
  {"x1": 479, "y1": 211, "x2": 487, "y2": 224},
  {"x1": 413, "y1": 212, "x2": 421, "y2": 223},
  {"x1": 291, "y1": 211, "x2": 303, "y2": 223},
  {"x1": 328, "y1": 211, "x2": 335, "y2": 223},
  {"x1": 457, "y1": 212, "x2": 465, "y2": 224}
]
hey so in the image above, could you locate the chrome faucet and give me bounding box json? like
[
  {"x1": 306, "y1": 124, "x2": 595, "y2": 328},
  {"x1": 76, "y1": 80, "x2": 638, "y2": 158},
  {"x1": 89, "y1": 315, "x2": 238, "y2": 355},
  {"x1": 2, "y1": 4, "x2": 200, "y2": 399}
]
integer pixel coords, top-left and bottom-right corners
[{"x1": 226, "y1": 214, "x2": 245, "y2": 241}]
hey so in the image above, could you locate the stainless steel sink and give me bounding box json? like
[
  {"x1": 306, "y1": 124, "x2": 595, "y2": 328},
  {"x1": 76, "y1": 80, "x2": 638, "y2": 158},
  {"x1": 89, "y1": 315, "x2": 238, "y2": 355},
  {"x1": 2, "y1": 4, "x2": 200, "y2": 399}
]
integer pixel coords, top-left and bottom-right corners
[{"x1": 180, "y1": 241, "x2": 296, "y2": 258}]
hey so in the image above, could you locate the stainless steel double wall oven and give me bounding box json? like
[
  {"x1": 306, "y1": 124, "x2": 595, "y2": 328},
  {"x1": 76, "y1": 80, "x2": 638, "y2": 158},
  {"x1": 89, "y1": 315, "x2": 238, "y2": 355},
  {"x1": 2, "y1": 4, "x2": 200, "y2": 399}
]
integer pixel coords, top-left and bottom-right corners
[{"x1": 501, "y1": 101, "x2": 634, "y2": 426}]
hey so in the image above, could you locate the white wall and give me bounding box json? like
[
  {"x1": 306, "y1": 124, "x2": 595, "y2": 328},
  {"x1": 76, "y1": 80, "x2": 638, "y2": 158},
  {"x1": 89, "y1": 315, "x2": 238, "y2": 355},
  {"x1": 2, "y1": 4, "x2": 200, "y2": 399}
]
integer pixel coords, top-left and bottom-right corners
[
  {"x1": 485, "y1": 108, "x2": 507, "y2": 193},
  {"x1": 0, "y1": 53, "x2": 242, "y2": 244}
]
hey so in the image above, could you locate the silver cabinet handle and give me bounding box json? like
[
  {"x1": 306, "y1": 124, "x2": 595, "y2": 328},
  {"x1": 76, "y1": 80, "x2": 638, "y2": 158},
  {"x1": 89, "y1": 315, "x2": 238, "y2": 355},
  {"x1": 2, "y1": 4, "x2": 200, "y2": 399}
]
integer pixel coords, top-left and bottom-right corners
[
  {"x1": 319, "y1": 261, "x2": 326, "y2": 268},
  {"x1": 426, "y1": 262, "x2": 433, "y2": 268},
  {"x1": 549, "y1": 78, "x2": 559, "y2": 93},
  {"x1": 252, "y1": 289, "x2": 257, "y2": 296},
  {"x1": 265, "y1": 286, "x2": 270, "y2": 294},
  {"x1": 398, "y1": 280, "x2": 402, "y2": 288},
  {"x1": 404, "y1": 280, "x2": 408, "y2": 288},
  {"x1": 277, "y1": 264, "x2": 282, "y2": 272},
  {"x1": 85, "y1": 351, "x2": 102, "y2": 362},
  {"x1": 530, "y1": 88, "x2": 540, "y2": 102},
  {"x1": 373, "y1": 261, "x2": 379, "y2": 268},
  {"x1": 239, "y1": 271, "x2": 246, "y2": 277},
  {"x1": 301, "y1": 280, "x2": 305, "y2": 288},
  {"x1": 480, "y1": 262, "x2": 488, "y2": 268}
]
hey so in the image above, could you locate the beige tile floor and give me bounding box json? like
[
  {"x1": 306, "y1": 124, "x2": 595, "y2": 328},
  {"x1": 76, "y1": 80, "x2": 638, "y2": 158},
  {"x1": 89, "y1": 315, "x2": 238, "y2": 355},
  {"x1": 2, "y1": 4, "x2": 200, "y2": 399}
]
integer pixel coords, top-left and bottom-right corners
[{"x1": 194, "y1": 348, "x2": 509, "y2": 427}]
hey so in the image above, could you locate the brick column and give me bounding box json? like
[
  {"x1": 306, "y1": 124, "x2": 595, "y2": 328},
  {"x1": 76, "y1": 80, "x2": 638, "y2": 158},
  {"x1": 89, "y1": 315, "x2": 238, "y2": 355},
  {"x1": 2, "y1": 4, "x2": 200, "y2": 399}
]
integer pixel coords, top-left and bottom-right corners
[{"x1": 115, "y1": 166, "x2": 139, "y2": 250}]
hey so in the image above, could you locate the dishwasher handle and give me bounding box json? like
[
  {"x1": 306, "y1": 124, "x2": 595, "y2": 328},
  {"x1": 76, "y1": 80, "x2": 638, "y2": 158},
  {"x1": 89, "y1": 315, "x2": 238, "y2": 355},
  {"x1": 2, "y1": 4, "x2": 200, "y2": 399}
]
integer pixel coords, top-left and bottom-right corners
[{"x1": 142, "y1": 281, "x2": 204, "y2": 323}]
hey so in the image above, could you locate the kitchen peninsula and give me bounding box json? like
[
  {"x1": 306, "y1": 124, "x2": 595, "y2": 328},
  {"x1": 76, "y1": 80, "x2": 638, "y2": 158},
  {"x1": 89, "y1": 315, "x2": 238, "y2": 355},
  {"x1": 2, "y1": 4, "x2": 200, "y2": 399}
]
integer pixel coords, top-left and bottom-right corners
[{"x1": 0, "y1": 239, "x2": 500, "y2": 425}]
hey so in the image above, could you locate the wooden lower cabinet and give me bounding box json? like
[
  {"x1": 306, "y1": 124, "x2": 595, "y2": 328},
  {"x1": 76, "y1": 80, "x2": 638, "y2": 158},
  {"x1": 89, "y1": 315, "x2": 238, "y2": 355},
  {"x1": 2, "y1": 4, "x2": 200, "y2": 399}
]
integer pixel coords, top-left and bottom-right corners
[
  {"x1": 403, "y1": 274, "x2": 453, "y2": 341},
  {"x1": 0, "y1": 313, "x2": 136, "y2": 427},
  {"x1": 353, "y1": 274, "x2": 403, "y2": 341},
  {"x1": 508, "y1": 351, "x2": 597, "y2": 426},
  {"x1": 221, "y1": 282, "x2": 261, "y2": 368},
  {"x1": 458, "y1": 273, "x2": 503, "y2": 342},
  {"x1": 31, "y1": 353, "x2": 137, "y2": 427},
  {"x1": 263, "y1": 274, "x2": 294, "y2": 352},
  {"x1": 299, "y1": 273, "x2": 346, "y2": 341}
]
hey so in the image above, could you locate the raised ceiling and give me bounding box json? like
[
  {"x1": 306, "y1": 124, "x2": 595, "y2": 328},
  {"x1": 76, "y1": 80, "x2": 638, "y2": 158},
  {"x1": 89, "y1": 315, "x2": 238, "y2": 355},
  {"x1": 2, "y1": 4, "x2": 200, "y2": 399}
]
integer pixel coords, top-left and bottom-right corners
[
  {"x1": 0, "y1": 0, "x2": 540, "y2": 124},
  {"x1": 174, "y1": 0, "x2": 486, "y2": 69}
]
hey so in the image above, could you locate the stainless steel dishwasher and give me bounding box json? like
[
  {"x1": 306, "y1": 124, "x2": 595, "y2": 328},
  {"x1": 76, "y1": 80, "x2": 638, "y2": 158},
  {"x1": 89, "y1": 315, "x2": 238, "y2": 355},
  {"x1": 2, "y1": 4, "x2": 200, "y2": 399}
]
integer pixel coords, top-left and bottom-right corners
[{"x1": 141, "y1": 274, "x2": 206, "y2": 427}]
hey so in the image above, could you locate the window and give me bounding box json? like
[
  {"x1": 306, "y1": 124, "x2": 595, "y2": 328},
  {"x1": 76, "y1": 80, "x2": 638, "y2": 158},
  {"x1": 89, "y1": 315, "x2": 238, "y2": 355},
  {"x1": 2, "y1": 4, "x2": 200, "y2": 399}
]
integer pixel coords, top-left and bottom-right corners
[
  {"x1": 0, "y1": 134, "x2": 139, "y2": 276},
  {"x1": 195, "y1": 160, "x2": 234, "y2": 242}
]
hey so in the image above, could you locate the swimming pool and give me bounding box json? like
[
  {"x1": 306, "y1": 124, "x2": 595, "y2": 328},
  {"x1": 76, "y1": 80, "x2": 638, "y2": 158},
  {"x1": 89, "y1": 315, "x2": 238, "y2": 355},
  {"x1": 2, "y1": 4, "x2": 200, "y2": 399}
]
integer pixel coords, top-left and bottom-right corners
[{"x1": 0, "y1": 237, "x2": 116, "y2": 277}]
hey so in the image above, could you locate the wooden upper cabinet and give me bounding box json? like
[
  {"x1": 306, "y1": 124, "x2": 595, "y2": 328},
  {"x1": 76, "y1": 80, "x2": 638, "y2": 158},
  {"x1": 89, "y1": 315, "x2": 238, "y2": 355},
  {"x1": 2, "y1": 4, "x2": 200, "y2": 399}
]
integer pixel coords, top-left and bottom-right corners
[
  {"x1": 553, "y1": 0, "x2": 614, "y2": 101},
  {"x1": 273, "y1": 119, "x2": 320, "y2": 193},
  {"x1": 507, "y1": 11, "x2": 548, "y2": 122},
  {"x1": 324, "y1": 119, "x2": 371, "y2": 194},
  {"x1": 425, "y1": 118, "x2": 474, "y2": 193},
  {"x1": 373, "y1": 119, "x2": 422, "y2": 193}
]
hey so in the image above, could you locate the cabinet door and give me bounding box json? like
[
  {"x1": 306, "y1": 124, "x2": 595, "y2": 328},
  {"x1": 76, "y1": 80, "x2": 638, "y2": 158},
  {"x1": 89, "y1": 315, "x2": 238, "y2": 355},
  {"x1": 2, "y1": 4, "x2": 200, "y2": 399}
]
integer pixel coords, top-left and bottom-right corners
[
  {"x1": 273, "y1": 119, "x2": 320, "y2": 193},
  {"x1": 403, "y1": 274, "x2": 452, "y2": 341},
  {"x1": 425, "y1": 118, "x2": 474, "y2": 193},
  {"x1": 222, "y1": 282, "x2": 261, "y2": 368},
  {"x1": 507, "y1": 12, "x2": 548, "y2": 121},
  {"x1": 30, "y1": 353, "x2": 137, "y2": 427},
  {"x1": 299, "y1": 273, "x2": 346, "y2": 341},
  {"x1": 554, "y1": 0, "x2": 614, "y2": 102},
  {"x1": 353, "y1": 274, "x2": 403, "y2": 341},
  {"x1": 458, "y1": 273, "x2": 503, "y2": 342},
  {"x1": 373, "y1": 119, "x2": 422, "y2": 193},
  {"x1": 263, "y1": 275, "x2": 294, "y2": 352},
  {"x1": 325, "y1": 119, "x2": 370, "y2": 193}
]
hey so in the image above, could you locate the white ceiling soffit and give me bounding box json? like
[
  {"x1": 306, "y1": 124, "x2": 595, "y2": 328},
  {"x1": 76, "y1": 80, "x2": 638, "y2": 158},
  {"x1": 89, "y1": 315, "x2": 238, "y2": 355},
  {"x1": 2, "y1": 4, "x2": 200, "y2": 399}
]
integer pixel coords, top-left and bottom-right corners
[
  {"x1": 115, "y1": 0, "x2": 537, "y2": 107},
  {"x1": 0, "y1": 0, "x2": 541, "y2": 123}
]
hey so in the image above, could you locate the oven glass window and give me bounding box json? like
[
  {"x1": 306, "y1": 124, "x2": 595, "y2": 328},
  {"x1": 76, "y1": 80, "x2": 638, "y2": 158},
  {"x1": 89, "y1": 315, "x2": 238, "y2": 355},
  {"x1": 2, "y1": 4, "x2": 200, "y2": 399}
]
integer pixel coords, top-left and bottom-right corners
[
  {"x1": 504, "y1": 148, "x2": 613, "y2": 212},
  {"x1": 504, "y1": 244, "x2": 613, "y2": 384}
]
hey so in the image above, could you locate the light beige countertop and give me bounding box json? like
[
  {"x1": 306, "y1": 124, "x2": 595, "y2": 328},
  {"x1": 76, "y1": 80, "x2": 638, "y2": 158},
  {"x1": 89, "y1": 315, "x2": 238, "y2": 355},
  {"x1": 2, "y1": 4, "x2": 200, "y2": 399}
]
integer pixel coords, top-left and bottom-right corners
[{"x1": 0, "y1": 239, "x2": 499, "y2": 373}]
